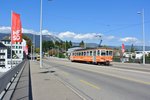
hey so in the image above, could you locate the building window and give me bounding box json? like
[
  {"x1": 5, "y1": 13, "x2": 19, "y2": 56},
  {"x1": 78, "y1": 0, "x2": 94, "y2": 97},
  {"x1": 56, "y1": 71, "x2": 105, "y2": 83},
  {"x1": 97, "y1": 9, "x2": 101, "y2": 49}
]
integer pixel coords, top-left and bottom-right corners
[
  {"x1": 16, "y1": 51, "x2": 18, "y2": 53},
  {"x1": 19, "y1": 46, "x2": 22, "y2": 49},
  {"x1": 0, "y1": 61, "x2": 5, "y2": 65},
  {"x1": 1, "y1": 55, "x2": 4, "y2": 59},
  {"x1": 0, "y1": 49, "x2": 4, "y2": 53},
  {"x1": 8, "y1": 61, "x2": 10, "y2": 65},
  {"x1": 19, "y1": 50, "x2": 22, "y2": 54}
]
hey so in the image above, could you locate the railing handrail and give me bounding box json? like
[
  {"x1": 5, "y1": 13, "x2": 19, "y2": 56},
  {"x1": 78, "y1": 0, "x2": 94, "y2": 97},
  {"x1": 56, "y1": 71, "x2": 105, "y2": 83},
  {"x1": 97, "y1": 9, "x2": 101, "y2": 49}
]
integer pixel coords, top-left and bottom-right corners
[{"x1": 0, "y1": 60, "x2": 26, "y2": 95}]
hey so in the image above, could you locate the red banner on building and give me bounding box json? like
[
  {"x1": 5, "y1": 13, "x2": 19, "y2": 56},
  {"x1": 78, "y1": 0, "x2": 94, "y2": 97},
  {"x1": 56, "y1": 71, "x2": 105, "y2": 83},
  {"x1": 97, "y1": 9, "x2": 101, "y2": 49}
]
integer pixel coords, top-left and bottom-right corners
[
  {"x1": 11, "y1": 12, "x2": 22, "y2": 44},
  {"x1": 122, "y1": 43, "x2": 125, "y2": 53},
  {"x1": 23, "y1": 45, "x2": 28, "y2": 55}
]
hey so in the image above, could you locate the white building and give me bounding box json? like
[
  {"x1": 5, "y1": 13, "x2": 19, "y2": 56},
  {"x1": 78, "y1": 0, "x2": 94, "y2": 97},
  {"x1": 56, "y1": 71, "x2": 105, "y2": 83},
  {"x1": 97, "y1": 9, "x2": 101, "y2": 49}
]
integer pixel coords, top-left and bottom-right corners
[
  {"x1": 0, "y1": 37, "x2": 26, "y2": 72},
  {"x1": 0, "y1": 43, "x2": 9, "y2": 72},
  {"x1": 135, "y1": 51, "x2": 150, "y2": 59}
]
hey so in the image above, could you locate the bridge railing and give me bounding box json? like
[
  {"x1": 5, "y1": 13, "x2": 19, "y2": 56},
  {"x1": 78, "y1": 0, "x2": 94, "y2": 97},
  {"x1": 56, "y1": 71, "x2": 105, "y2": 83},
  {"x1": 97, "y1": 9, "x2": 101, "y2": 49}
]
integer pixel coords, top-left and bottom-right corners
[{"x1": 0, "y1": 60, "x2": 26, "y2": 98}]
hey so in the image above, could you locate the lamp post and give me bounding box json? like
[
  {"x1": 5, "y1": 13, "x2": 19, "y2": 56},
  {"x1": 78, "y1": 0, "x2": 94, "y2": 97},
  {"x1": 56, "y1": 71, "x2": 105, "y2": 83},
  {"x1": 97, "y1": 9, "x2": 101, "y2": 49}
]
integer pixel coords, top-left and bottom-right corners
[
  {"x1": 95, "y1": 35, "x2": 102, "y2": 47},
  {"x1": 40, "y1": 0, "x2": 43, "y2": 68},
  {"x1": 137, "y1": 9, "x2": 145, "y2": 64}
]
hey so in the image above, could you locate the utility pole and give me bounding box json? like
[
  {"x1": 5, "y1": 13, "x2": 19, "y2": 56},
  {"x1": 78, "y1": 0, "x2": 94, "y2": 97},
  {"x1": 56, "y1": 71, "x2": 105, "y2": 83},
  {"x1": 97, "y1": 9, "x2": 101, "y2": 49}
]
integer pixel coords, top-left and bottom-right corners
[
  {"x1": 40, "y1": 0, "x2": 43, "y2": 68},
  {"x1": 138, "y1": 9, "x2": 145, "y2": 64}
]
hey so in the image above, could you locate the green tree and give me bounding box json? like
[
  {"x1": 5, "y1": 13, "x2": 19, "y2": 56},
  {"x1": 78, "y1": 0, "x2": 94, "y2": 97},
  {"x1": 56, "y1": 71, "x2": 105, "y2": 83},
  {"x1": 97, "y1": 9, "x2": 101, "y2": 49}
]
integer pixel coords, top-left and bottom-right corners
[
  {"x1": 35, "y1": 48, "x2": 40, "y2": 53},
  {"x1": 42, "y1": 40, "x2": 48, "y2": 52},
  {"x1": 79, "y1": 40, "x2": 84, "y2": 48},
  {"x1": 130, "y1": 44, "x2": 135, "y2": 52},
  {"x1": 66, "y1": 41, "x2": 70, "y2": 50},
  {"x1": 22, "y1": 34, "x2": 32, "y2": 53},
  {"x1": 125, "y1": 49, "x2": 129, "y2": 52},
  {"x1": 69, "y1": 41, "x2": 72, "y2": 47},
  {"x1": 55, "y1": 41, "x2": 61, "y2": 48}
]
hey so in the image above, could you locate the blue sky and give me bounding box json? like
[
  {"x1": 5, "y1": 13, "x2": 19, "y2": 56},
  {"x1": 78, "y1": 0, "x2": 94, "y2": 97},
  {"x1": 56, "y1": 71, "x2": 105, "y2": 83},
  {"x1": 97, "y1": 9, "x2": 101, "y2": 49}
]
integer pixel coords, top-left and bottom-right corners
[{"x1": 0, "y1": 0, "x2": 150, "y2": 46}]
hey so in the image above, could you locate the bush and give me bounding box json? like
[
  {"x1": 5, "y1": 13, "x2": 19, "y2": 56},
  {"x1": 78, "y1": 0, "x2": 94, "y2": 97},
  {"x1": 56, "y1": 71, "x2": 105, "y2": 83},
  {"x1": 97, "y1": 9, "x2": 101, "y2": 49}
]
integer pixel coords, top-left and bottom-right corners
[
  {"x1": 146, "y1": 56, "x2": 150, "y2": 64},
  {"x1": 55, "y1": 53, "x2": 65, "y2": 58},
  {"x1": 113, "y1": 56, "x2": 121, "y2": 62}
]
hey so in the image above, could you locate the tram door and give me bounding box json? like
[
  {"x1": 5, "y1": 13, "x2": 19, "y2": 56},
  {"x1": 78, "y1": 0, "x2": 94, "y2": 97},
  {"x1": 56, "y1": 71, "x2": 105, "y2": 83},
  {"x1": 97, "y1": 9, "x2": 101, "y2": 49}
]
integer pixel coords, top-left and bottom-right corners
[{"x1": 93, "y1": 51, "x2": 96, "y2": 63}]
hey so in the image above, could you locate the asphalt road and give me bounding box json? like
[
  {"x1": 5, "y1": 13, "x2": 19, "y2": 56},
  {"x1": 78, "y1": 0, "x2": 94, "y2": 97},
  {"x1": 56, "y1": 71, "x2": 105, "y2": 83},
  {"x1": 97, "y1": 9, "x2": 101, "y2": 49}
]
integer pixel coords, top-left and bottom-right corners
[
  {"x1": 0, "y1": 72, "x2": 4, "y2": 76},
  {"x1": 43, "y1": 58, "x2": 150, "y2": 100}
]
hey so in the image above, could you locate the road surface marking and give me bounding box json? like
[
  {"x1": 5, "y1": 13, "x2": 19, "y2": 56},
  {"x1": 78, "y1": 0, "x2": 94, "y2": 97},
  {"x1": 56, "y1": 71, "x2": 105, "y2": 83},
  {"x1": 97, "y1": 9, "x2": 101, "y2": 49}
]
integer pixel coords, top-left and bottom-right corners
[
  {"x1": 44, "y1": 59, "x2": 150, "y2": 86},
  {"x1": 80, "y1": 80, "x2": 100, "y2": 90},
  {"x1": 62, "y1": 71, "x2": 69, "y2": 76},
  {"x1": 89, "y1": 69, "x2": 150, "y2": 85},
  {"x1": 96, "y1": 65, "x2": 150, "y2": 75}
]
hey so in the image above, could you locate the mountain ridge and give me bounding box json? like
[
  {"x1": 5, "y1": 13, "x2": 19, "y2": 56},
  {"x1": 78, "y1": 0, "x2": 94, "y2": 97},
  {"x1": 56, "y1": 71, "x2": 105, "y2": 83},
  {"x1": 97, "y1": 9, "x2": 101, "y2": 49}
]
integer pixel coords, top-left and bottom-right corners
[{"x1": 0, "y1": 33, "x2": 149, "y2": 51}]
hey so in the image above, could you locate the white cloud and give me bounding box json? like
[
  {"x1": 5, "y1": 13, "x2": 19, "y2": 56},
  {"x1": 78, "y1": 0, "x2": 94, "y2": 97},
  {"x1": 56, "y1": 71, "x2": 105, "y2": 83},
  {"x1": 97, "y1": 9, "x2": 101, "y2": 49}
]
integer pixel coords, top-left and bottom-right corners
[
  {"x1": 22, "y1": 28, "x2": 35, "y2": 33},
  {"x1": 0, "y1": 26, "x2": 36, "y2": 34},
  {"x1": 58, "y1": 31, "x2": 103, "y2": 40},
  {"x1": 106, "y1": 36, "x2": 115, "y2": 40},
  {"x1": 58, "y1": 31, "x2": 76, "y2": 39},
  {"x1": 74, "y1": 33, "x2": 100, "y2": 40},
  {"x1": 120, "y1": 37, "x2": 138, "y2": 43},
  {"x1": 42, "y1": 30, "x2": 53, "y2": 35},
  {"x1": 0, "y1": 26, "x2": 11, "y2": 33}
]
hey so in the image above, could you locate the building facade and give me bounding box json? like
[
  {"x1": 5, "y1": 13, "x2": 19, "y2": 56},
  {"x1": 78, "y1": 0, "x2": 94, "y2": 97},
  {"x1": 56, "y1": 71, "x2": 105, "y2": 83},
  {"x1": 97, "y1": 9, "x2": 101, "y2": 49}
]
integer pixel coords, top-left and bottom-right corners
[{"x1": 0, "y1": 37, "x2": 26, "y2": 72}]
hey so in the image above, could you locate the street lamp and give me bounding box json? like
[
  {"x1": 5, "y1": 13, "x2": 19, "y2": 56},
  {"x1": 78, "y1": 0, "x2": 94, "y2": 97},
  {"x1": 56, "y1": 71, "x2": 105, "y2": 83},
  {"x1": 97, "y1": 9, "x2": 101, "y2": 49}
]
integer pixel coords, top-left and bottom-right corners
[
  {"x1": 40, "y1": 0, "x2": 43, "y2": 68},
  {"x1": 137, "y1": 9, "x2": 145, "y2": 64}
]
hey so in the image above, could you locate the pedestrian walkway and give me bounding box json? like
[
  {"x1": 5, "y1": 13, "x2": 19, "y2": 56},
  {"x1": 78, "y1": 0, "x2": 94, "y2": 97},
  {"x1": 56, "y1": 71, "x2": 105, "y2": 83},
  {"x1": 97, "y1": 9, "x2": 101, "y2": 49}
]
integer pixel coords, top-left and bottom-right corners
[
  {"x1": 30, "y1": 61, "x2": 82, "y2": 100},
  {"x1": 11, "y1": 60, "x2": 32, "y2": 100}
]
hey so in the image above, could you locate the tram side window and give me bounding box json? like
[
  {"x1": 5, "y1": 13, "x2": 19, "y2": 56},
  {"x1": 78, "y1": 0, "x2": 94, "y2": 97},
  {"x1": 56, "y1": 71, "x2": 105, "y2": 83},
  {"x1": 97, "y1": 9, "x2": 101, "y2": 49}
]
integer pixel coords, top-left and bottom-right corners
[
  {"x1": 109, "y1": 51, "x2": 113, "y2": 56},
  {"x1": 84, "y1": 52, "x2": 86, "y2": 56},
  {"x1": 90, "y1": 51, "x2": 92, "y2": 56},
  {"x1": 87, "y1": 51, "x2": 89, "y2": 56},
  {"x1": 75, "y1": 52, "x2": 77, "y2": 56},
  {"x1": 81, "y1": 52, "x2": 83, "y2": 56},
  {"x1": 106, "y1": 51, "x2": 109, "y2": 56},
  {"x1": 97, "y1": 50, "x2": 100, "y2": 56},
  {"x1": 101, "y1": 50, "x2": 106, "y2": 56},
  {"x1": 79, "y1": 52, "x2": 81, "y2": 56}
]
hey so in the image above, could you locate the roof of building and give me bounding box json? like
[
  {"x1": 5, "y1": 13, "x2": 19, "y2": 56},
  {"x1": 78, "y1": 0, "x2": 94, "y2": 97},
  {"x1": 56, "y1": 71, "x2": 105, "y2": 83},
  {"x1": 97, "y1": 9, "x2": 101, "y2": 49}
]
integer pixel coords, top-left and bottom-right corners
[{"x1": 0, "y1": 42, "x2": 7, "y2": 48}]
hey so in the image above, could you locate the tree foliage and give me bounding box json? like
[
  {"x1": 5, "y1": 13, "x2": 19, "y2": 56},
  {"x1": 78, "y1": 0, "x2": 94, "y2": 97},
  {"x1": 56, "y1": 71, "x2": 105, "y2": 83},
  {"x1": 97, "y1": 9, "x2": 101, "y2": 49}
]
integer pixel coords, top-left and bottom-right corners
[
  {"x1": 42, "y1": 40, "x2": 72, "y2": 53},
  {"x1": 22, "y1": 34, "x2": 32, "y2": 53},
  {"x1": 79, "y1": 40, "x2": 84, "y2": 48},
  {"x1": 130, "y1": 44, "x2": 135, "y2": 52}
]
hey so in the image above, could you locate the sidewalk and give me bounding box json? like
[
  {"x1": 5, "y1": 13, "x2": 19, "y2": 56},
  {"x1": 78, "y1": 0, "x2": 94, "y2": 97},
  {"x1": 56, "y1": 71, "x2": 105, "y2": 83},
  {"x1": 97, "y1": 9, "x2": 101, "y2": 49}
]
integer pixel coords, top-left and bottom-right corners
[{"x1": 30, "y1": 61, "x2": 82, "y2": 100}]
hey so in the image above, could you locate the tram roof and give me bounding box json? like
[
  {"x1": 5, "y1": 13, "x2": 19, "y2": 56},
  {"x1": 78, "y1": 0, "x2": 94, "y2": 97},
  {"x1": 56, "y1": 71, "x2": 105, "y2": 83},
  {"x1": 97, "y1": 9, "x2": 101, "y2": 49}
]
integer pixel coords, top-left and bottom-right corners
[{"x1": 74, "y1": 47, "x2": 113, "y2": 51}]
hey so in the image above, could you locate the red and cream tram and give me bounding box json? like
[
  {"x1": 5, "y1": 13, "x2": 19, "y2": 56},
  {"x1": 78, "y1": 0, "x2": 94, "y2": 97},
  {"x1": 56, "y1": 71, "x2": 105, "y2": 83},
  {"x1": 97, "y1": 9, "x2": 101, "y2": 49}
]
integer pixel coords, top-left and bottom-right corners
[{"x1": 70, "y1": 48, "x2": 113, "y2": 65}]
